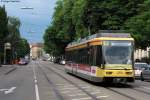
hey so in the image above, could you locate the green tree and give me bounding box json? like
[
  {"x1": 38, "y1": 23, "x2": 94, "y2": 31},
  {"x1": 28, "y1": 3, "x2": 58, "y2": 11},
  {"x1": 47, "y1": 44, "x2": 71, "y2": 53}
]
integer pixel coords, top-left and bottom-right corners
[
  {"x1": 15, "y1": 38, "x2": 30, "y2": 58},
  {"x1": 124, "y1": 0, "x2": 150, "y2": 49},
  {"x1": 0, "y1": 5, "x2": 8, "y2": 41},
  {"x1": 7, "y1": 17, "x2": 21, "y2": 42},
  {"x1": 0, "y1": 5, "x2": 8, "y2": 65},
  {"x1": 44, "y1": 0, "x2": 146, "y2": 56}
]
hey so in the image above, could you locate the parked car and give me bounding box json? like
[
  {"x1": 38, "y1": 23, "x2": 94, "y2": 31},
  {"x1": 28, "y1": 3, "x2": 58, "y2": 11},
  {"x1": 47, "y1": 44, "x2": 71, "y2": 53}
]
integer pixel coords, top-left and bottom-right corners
[
  {"x1": 141, "y1": 65, "x2": 150, "y2": 81},
  {"x1": 42, "y1": 58, "x2": 47, "y2": 61},
  {"x1": 18, "y1": 59, "x2": 28, "y2": 65},
  {"x1": 134, "y1": 62, "x2": 148, "y2": 79},
  {"x1": 60, "y1": 59, "x2": 66, "y2": 65},
  {"x1": 54, "y1": 57, "x2": 61, "y2": 63}
]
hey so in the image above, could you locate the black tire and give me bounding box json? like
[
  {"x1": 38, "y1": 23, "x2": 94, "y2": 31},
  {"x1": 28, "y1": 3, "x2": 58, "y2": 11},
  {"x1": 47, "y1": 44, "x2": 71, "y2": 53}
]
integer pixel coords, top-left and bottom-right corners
[{"x1": 140, "y1": 73, "x2": 144, "y2": 81}]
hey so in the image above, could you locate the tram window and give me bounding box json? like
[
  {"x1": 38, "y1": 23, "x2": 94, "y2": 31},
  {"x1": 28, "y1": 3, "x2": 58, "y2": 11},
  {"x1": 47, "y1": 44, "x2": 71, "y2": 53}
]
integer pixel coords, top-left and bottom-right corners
[
  {"x1": 72, "y1": 51, "x2": 75, "y2": 62},
  {"x1": 96, "y1": 46, "x2": 102, "y2": 66},
  {"x1": 87, "y1": 46, "x2": 97, "y2": 66},
  {"x1": 75, "y1": 48, "x2": 88, "y2": 65},
  {"x1": 68, "y1": 48, "x2": 92, "y2": 65},
  {"x1": 93, "y1": 46, "x2": 97, "y2": 65},
  {"x1": 75, "y1": 50, "x2": 78, "y2": 63},
  {"x1": 88, "y1": 47, "x2": 94, "y2": 65}
]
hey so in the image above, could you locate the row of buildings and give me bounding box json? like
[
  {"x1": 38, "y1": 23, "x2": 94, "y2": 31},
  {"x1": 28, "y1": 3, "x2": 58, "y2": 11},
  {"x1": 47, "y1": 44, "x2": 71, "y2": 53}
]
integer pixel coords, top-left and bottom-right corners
[{"x1": 134, "y1": 47, "x2": 150, "y2": 61}]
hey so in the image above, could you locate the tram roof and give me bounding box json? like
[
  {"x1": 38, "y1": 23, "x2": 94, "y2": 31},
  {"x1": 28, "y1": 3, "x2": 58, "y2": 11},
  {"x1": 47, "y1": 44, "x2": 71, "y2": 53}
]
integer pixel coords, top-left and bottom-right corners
[{"x1": 67, "y1": 32, "x2": 132, "y2": 47}]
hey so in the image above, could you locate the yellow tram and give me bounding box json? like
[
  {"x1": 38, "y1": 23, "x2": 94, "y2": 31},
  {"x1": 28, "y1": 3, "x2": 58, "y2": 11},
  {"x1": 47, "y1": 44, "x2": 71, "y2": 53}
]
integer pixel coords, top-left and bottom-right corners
[{"x1": 65, "y1": 32, "x2": 134, "y2": 83}]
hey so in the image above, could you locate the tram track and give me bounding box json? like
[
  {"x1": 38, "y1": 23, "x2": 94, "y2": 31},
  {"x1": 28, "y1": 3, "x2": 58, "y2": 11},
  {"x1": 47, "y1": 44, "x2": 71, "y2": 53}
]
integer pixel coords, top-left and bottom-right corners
[
  {"x1": 36, "y1": 62, "x2": 64, "y2": 100},
  {"x1": 46, "y1": 63, "x2": 138, "y2": 99},
  {"x1": 41, "y1": 62, "x2": 141, "y2": 100},
  {"x1": 56, "y1": 63, "x2": 150, "y2": 99},
  {"x1": 132, "y1": 88, "x2": 150, "y2": 95},
  {"x1": 40, "y1": 62, "x2": 99, "y2": 100},
  {"x1": 105, "y1": 87, "x2": 136, "y2": 100},
  {"x1": 48, "y1": 62, "x2": 150, "y2": 100}
]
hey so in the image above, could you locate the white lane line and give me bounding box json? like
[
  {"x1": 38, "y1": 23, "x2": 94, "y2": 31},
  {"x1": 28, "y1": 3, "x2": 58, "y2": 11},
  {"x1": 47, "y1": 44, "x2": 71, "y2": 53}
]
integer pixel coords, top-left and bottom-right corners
[
  {"x1": 33, "y1": 65, "x2": 40, "y2": 100},
  {"x1": 96, "y1": 95, "x2": 109, "y2": 99},
  {"x1": 72, "y1": 97, "x2": 92, "y2": 100},
  {"x1": 35, "y1": 84, "x2": 40, "y2": 100}
]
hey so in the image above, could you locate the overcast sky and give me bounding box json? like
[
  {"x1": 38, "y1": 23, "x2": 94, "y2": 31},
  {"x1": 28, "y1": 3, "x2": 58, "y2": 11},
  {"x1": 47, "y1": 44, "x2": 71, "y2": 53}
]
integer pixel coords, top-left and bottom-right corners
[{"x1": 0, "y1": 0, "x2": 56, "y2": 43}]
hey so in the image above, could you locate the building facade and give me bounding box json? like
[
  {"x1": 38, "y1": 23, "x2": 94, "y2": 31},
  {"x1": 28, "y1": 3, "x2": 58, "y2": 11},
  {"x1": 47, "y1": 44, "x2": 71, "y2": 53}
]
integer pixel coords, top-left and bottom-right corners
[
  {"x1": 134, "y1": 47, "x2": 150, "y2": 60},
  {"x1": 30, "y1": 43, "x2": 43, "y2": 59}
]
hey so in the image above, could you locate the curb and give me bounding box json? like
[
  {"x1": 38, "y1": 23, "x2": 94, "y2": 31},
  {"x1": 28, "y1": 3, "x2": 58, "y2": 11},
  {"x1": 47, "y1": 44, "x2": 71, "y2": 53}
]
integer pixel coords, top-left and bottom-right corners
[{"x1": 4, "y1": 67, "x2": 17, "y2": 75}]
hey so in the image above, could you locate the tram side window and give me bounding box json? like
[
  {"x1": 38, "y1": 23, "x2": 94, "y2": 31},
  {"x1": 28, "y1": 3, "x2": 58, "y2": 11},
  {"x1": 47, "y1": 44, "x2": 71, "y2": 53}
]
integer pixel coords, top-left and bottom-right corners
[
  {"x1": 79, "y1": 49, "x2": 84, "y2": 64},
  {"x1": 66, "y1": 51, "x2": 78, "y2": 62},
  {"x1": 88, "y1": 46, "x2": 98, "y2": 66},
  {"x1": 72, "y1": 51, "x2": 75, "y2": 62},
  {"x1": 70, "y1": 51, "x2": 73, "y2": 61},
  {"x1": 76, "y1": 48, "x2": 88, "y2": 65},
  {"x1": 74, "y1": 50, "x2": 78, "y2": 63},
  {"x1": 88, "y1": 47, "x2": 94, "y2": 65},
  {"x1": 96, "y1": 46, "x2": 102, "y2": 66},
  {"x1": 73, "y1": 50, "x2": 77, "y2": 63}
]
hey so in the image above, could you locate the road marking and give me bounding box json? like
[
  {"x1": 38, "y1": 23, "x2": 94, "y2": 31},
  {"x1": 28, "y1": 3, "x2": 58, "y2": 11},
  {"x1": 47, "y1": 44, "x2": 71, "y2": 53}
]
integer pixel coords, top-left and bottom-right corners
[
  {"x1": 96, "y1": 95, "x2": 109, "y2": 98},
  {"x1": 33, "y1": 65, "x2": 40, "y2": 100},
  {"x1": 5, "y1": 87, "x2": 16, "y2": 94},
  {"x1": 72, "y1": 97, "x2": 92, "y2": 100},
  {"x1": 0, "y1": 87, "x2": 17, "y2": 94},
  {"x1": 35, "y1": 84, "x2": 40, "y2": 100},
  {"x1": 0, "y1": 89, "x2": 8, "y2": 91}
]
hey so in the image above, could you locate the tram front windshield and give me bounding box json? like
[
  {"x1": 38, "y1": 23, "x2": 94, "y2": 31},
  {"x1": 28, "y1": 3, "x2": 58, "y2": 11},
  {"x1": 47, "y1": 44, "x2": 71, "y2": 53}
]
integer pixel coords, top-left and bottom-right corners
[{"x1": 103, "y1": 41, "x2": 133, "y2": 65}]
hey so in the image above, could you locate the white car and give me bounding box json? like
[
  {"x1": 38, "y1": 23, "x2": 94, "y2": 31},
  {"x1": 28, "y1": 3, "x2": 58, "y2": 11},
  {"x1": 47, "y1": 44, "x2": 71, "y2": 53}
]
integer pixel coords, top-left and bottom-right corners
[
  {"x1": 60, "y1": 60, "x2": 66, "y2": 65},
  {"x1": 134, "y1": 62, "x2": 148, "y2": 79}
]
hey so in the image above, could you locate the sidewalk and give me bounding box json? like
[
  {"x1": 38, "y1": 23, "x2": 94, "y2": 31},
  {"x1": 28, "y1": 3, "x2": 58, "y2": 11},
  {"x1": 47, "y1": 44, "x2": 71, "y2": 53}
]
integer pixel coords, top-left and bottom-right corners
[{"x1": 0, "y1": 65, "x2": 17, "y2": 76}]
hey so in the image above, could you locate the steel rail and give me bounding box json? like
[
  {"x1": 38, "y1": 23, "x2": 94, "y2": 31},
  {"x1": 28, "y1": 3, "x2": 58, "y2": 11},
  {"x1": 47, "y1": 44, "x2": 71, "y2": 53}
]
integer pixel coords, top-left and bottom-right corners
[
  {"x1": 36, "y1": 62, "x2": 64, "y2": 100},
  {"x1": 44, "y1": 62, "x2": 138, "y2": 100},
  {"x1": 40, "y1": 62, "x2": 99, "y2": 100}
]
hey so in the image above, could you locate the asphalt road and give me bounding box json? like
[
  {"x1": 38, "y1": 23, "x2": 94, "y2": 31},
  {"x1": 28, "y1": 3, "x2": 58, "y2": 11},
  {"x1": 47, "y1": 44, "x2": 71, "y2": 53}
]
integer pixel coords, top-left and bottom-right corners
[{"x1": 1, "y1": 61, "x2": 150, "y2": 100}]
